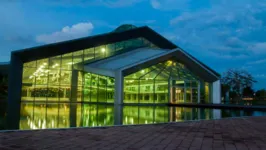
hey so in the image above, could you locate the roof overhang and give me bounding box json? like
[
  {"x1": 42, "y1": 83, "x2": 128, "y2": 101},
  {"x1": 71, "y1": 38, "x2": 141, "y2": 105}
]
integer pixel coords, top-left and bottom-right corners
[
  {"x1": 11, "y1": 26, "x2": 177, "y2": 63},
  {"x1": 84, "y1": 48, "x2": 220, "y2": 82}
]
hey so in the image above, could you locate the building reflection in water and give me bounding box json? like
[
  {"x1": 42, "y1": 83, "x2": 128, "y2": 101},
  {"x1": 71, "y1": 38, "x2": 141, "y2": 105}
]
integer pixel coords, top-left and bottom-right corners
[
  {"x1": 19, "y1": 102, "x2": 266, "y2": 130},
  {"x1": 19, "y1": 102, "x2": 223, "y2": 130}
]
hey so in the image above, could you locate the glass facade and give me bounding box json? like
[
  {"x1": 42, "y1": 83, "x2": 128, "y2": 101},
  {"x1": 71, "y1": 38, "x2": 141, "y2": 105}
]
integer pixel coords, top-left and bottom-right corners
[
  {"x1": 14, "y1": 27, "x2": 218, "y2": 130},
  {"x1": 124, "y1": 60, "x2": 199, "y2": 104},
  {"x1": 21, "y1": 38, "x2": 155, "y2": 103}
]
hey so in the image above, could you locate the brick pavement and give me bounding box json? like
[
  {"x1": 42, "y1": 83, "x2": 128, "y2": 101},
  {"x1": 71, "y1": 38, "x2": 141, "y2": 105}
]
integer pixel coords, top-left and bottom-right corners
[{"x1": 1, "y1": 116, "x2": 266, "y2": 150}]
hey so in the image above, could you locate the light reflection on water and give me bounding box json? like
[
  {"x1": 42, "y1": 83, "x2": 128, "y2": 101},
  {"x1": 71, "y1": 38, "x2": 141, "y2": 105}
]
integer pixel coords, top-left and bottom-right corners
[{"x1": 19, "y1": 103, "x2": 266, "y2": 130}]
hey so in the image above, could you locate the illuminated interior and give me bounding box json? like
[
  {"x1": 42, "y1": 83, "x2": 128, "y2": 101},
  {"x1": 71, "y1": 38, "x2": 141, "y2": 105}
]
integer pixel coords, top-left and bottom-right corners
[
  {"x1": 124, "y1": 60, "x2": 200, "y2": 104},
  {"x1": 21, "y1": 38, "x2": 156, "y2": 103}
]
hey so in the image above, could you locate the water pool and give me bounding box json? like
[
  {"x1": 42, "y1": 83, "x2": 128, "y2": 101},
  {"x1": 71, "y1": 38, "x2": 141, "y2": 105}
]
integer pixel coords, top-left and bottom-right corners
[{"x1": 17, "y1": 103, "x2": 266, "y2": 130}]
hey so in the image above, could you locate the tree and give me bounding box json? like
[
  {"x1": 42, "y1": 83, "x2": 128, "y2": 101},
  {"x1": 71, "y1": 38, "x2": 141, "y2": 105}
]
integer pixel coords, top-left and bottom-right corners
[
  {"x1": 221, "y1": 69, "x2": 256, "y2": 102},
  {"x1": 255, "y1": 89, "x2": 266, "y2": 100},
  {"x1": 242, "y1": 86, "x2": 255, "y2": 97},
  {"x1": 0, "y1": 74, "x2": 8, "y2": 99}
]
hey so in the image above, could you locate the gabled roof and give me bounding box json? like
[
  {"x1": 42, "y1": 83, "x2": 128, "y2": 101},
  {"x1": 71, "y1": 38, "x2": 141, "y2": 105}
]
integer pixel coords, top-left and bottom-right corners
[
  {"x1": 12, "y1": 26, "x2": 177, "y2": 63},
  {"x1": 85, "y1": 48, "x2": 220, "y2": 82},
  {"x1": 84, "y1": 48, "x2": 170, "y2": 77},
  {"x1": 10, "y1": 24, "x2": 220, "y2": 80}
]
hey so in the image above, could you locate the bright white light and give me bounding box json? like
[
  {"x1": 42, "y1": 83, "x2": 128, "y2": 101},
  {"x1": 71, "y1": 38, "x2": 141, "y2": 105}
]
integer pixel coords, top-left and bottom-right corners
[
  {"x1": 101, "y1": 48, "x2": 106, "y2": 53},
  {"x1": 141, "y1": 70, "x2": 145, "y2": 74}
]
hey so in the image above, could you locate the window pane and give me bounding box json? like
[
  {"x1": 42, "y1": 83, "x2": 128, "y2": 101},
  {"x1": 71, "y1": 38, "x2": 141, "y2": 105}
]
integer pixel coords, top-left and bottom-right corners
[
  {"x1": 139, "y1": 79, "x2": 154, "y2": 103},
  {"x1": 47, "y1": 87, "x2": 60, "y2": 102},
  {"x1": 107, "y1": 77, "x2": 114, "y2": 103},
  {"x1": 37, "y1": 58, "x2": 48, "y2": 69},
  {"x1": 95, "y1": 46, "x2": 106, "y2": 59},
  {"x1": 124, "y1": 79, "x2": 139, "y2": 103},
  {"x1": 73, "y1": 50, "x2": 83, "y2": 70},
  {"x1": 61, "y1": 53, "x2": 72, "y2": 70},
  {"x1": 49, "y1": 56, "x2": 61, "y2": 70},
  {"x1": 91, "y1": 74, "x2": 98, "y2": 102},
  {"x1": 84, "y1": 48, "x2": 94, "y2": 62},
  {"x1": 48, "y1": 69, "x2": 60, "y2": 86},
  {"x1": 60, "y1": 70, "x2": 72, "y2": 85},
  {"x1": 23, "y1": 61, "x2": 36, "y2": 68},
  {"x1": 106, "y1": 43, "x2": 115, "y2": 57},
  {"x1": 98, "y1": 75, "x2": 107, "y2": 103},
  {"x1": 59, "y1": 87, "x2": 71, "y2": 102},
  {"x1": 33, "y1": 86, "x2": 48, "y2": 102},
  {"x1": 155, "y1": 80, "x2": 168, "y2": 103},
  {"x1": 83, "y1": 73, "x2": 91, "y2": 102}
]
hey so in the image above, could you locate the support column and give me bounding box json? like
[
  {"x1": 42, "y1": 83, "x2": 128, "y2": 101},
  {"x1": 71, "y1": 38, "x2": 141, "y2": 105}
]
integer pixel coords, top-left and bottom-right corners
[
  {"x1": 7, "y1": 54, "x2": 23, "y2": 129},
  {"x1": 184, "y1": 81, "x2": 187, "y2": 103},
  {"x1": 200, "y1": 81, "x2": 205, "y2": 102},
  {"x1": 197, "y1": 81, "x2": 201, "y2": 103},
  {"x1": 114, "y1": 71, "x2": 123, "y2": 125},
  {"x1": 212, "y1": 80, "x2": 221, "y2": 104},
  {"x1": 70, "y1": 70, "x2": 78, "y2": 127}
]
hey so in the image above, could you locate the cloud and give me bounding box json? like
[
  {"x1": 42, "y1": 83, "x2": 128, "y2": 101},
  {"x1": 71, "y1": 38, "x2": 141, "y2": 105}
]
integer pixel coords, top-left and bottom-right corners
[
  {"x1": 247, "y1": 59, "x2": 266, "y2": 65},
  {"x1": 168, "y1": 0, "x2": 266, "y2": 59},
  {"x1": 47, "y1": 0, "x2": 143, "y2": 8},
  {"x1": 249, "y1": 42, "x2": 266, "y2": 54},
  {"x1": 150, "y1": 0, "x2": 160, "y2": 9},
  {"x1": 254, "y1": 74, "x2": 266, "y2": 78},
  {"x1": 150, "y1": 0, "x2": 190, "y2": 10},
  {"x1": 36, "y1": 22, "x2": 94, "y2": 44}
]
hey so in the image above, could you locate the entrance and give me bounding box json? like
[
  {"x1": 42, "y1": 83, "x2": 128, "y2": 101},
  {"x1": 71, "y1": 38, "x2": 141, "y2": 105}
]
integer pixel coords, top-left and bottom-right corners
[{"x1": 171, "y1": 80, "x2": 199, "y2": 103}]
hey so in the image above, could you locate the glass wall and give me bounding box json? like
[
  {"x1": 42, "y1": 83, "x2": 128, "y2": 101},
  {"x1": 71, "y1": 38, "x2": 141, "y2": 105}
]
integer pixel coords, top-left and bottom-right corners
[
  {"x1": 83, "y1": 73, "x2": 114, "y2": 103},
  {"x1": 124, "y1": 60, "x2": 199, "y2": 104},
  {"x1": 21, "y1": 38, "x2": 156, "y2": 103}
]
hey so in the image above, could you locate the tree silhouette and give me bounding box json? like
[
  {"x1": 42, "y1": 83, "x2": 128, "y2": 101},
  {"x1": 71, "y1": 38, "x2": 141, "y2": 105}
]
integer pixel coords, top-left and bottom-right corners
[{"x1": 221, "y1": 69, "x2": 256, "y2": 103}]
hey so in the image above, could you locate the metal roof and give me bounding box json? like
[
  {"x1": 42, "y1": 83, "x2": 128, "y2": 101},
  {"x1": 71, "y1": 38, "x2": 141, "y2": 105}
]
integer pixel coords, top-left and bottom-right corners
[
  {"x1": 11, "y1": 26, "x2": 177, "y2": 63},
  {"x1": 84, "y1": 48, "x2": 220, "y2": 82},
  {"x1": 86, "y1": 48, "x2": 168, "y2": 71}
]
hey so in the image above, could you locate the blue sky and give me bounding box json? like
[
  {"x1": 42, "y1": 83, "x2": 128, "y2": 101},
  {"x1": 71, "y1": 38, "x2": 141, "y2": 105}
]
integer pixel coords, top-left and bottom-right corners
[{"x1": 1, "y1": 0, "x2": 266, "y2": 89}]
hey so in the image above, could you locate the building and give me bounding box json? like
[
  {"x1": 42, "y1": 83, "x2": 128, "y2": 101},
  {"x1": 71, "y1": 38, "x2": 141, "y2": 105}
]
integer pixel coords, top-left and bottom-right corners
[{"x1": 7, "y1": 24, "x2": 221, "y2": 129}]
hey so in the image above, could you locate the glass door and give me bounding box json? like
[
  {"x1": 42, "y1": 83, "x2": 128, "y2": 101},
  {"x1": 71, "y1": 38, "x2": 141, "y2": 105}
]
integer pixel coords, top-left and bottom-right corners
[
  {"x1": 175, "y1": 87, "x2": 185, "y2": 103},
  {"x1": 171, "y1": 80, "x2": 199, "y2": 103}
]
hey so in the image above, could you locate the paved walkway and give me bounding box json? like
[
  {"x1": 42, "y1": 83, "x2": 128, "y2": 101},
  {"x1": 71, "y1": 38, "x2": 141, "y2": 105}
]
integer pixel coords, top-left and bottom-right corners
[{"x1": 1, "y1": 116, "x2": 266, "y2": 150}]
